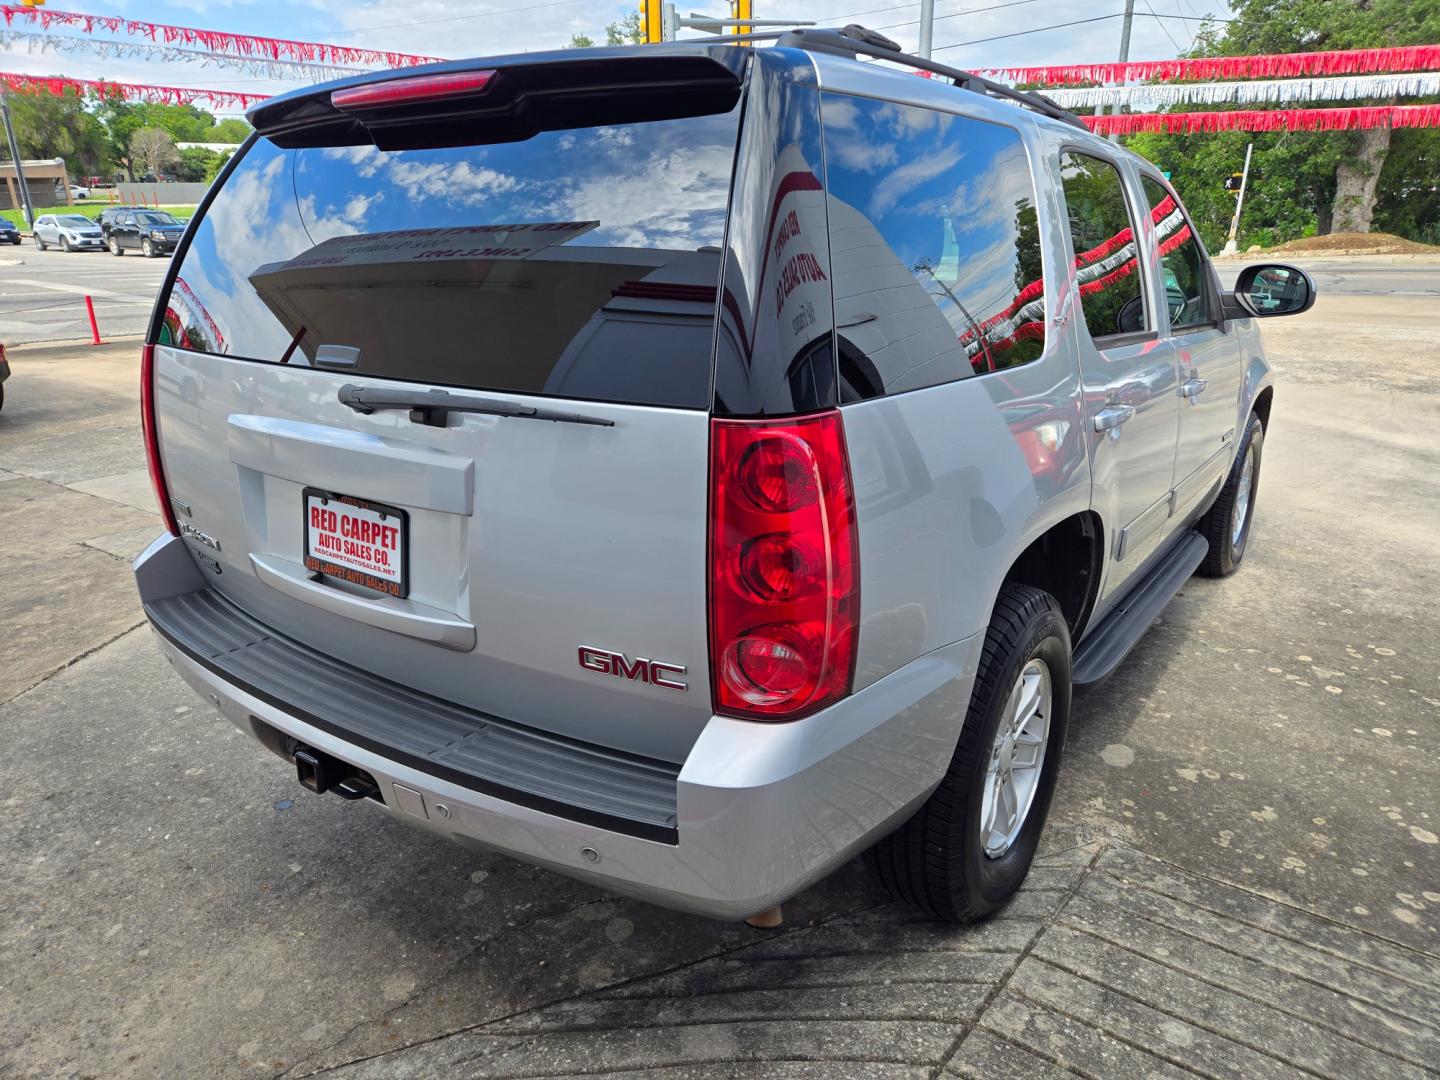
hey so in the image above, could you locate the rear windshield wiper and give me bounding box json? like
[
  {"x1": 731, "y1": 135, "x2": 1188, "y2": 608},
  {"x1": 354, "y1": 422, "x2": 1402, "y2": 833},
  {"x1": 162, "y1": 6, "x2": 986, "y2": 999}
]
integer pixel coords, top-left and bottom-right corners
[{"x1": 338, "y1": 384, "x2": 615, "y2": 427}]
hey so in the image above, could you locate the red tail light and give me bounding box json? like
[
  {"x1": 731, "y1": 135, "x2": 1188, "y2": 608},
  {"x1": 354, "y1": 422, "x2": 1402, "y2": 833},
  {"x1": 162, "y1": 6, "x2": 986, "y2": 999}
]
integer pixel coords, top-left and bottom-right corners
[
  {"x1": 141, "y1": 344, "x2": 180, "y2": 537},
  {"x1": 331, "y1": 70, "x2": 496, "y2": 112},
  {"x1": 709, "y1": 412, "x2": 859, "y2": 720}
]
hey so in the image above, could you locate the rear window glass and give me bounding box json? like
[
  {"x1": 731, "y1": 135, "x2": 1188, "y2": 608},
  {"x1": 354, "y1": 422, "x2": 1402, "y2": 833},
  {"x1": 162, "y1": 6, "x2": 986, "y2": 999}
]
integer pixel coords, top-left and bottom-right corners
[{"x1": 157, "y1": 104, "x2": 742, "y2": 408}]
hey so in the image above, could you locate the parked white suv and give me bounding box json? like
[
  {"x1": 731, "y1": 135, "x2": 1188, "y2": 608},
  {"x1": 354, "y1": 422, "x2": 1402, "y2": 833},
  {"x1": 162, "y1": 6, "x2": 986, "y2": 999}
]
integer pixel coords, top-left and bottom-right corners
[{"x1": 134, "y1": 28, "x2": 1314, "y2": 923}]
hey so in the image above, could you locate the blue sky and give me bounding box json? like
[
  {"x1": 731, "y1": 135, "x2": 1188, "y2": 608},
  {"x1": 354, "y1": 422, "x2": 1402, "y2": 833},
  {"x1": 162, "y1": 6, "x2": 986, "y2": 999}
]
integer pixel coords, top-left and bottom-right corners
[{"x1": 0, "y1": 0, "x2": 1236, "y2": 118}]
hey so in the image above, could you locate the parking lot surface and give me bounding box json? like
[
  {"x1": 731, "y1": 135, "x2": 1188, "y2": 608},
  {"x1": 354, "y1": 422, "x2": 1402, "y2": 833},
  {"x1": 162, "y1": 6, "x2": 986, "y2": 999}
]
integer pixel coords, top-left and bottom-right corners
[
  {"x1": 1, "y1": 266, "x2": 1437, "y2": 1078},
  {"x1": 0, "y1": 243, "x2": 171, "y2": 344}
]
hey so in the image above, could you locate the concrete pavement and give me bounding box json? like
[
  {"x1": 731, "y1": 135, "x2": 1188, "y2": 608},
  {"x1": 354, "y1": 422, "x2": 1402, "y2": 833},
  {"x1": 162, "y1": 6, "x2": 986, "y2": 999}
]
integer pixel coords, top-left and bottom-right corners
[{"x1": 1, "y1": 287, "x2": 1437, "y2": 1078}]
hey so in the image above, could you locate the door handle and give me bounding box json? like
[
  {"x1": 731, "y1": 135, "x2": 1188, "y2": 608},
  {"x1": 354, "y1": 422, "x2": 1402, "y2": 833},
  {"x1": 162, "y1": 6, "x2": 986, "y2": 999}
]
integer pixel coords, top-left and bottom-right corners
[
  {"x1": 1093, "y1": 404, "x2": 1136, "y2": 437},
  {"x1": 1180, "y1": 376, "x2": 1208, "y2": 400}
]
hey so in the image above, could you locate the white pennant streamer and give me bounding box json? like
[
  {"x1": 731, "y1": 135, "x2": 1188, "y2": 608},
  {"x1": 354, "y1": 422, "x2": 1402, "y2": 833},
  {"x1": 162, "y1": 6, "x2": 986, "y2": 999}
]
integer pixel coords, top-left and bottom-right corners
[
  {"x1": 1045, "y1": 72, "x2": 1440, "y2": 111},
  {"x1": 0, "y1": 29, "x2": 369, "y2": 83}
]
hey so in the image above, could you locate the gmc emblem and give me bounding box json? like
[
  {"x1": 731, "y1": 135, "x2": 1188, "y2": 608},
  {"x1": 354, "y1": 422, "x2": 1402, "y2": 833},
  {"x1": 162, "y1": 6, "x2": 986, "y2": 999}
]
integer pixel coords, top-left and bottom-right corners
[{"x1": 577, "y1": 646, "x2": 687, "y2": 692}]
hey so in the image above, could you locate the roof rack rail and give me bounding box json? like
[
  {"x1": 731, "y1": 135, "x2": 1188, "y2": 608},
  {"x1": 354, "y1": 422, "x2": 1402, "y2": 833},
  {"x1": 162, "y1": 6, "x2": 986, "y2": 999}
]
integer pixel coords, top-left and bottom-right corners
[{"x1": 776, "y1": 25, "x2": 1088, "y2": 130}]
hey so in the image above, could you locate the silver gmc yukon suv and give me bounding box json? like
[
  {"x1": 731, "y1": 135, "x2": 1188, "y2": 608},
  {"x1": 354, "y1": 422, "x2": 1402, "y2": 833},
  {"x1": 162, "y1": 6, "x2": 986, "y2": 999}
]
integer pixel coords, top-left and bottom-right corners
[{"x1": 134, "y1": 28, "x2": 1315, "y2": 923}]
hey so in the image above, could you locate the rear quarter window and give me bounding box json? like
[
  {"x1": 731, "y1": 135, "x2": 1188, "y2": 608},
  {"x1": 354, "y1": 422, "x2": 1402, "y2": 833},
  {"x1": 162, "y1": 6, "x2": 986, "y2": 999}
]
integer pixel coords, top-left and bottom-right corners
[
  {"x1": 156, "y1": 103, "x2": 743, "y2": 408},
  {"x1": 822, "y1": 93, "x2": 1046, "y2": 400}
]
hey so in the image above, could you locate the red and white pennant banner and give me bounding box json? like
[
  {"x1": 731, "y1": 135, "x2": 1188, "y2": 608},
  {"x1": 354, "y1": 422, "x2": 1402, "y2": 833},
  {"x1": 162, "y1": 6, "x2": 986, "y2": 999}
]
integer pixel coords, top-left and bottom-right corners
[
  {"x1": 0, "y1": 3, "x2": 442, "y2": 69},
  {"x1": 1085, "y1": 103, "x2": 1440, "y2": 135},
  {"x1": 0, "y1": 29, "x2": 368, "y2": 82},
  {"x1": 0, "y1": 70, "x2": 271, "y2": 110},
  {"x1": 977, "y1": 44, "x2": 1440, "y2": 86},
  {"x1": 1048, "y1": 71, "x2": 1440, "y2": 110}
]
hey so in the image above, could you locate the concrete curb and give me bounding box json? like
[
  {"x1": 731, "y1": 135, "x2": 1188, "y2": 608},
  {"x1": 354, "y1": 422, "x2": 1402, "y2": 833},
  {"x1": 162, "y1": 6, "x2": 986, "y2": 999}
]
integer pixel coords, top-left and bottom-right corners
[{"x1": 4, "y1": 335, "x2": 143, "y2": 360}]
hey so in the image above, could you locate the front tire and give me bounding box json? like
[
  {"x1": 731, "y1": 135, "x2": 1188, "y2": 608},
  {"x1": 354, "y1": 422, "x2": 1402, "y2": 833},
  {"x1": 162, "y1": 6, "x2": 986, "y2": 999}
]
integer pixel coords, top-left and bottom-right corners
[
  {"x1": 35, "y1": 235, "x2": 46, "y2": 251},
  {"x1": 60, "y1": 236, "x2": 72, "y2": 253},
  {"x1": 866, "y1": 583, "x2": 1072, "y2": 923},
  {"x1": 142, "y1": 238, "x2": 154, "y2": 258},
  {"x1": 1197, "y1": 414, "x2": 1264, "y2": 577}
]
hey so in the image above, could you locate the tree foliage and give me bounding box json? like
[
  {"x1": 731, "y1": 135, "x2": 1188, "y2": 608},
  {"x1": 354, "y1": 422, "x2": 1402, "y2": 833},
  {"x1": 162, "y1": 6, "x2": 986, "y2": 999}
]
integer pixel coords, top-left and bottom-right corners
[
  {"x1": 569, "y1": 11, "x2": 645, "y2": 48},
  {"x1": 2, "y1": 89, "x2": 110, "y2": 176},
  {"x1": 130, "y1": 127, "x2": 180, "y2": 178},
  {"x1": 1127, "y1": 0, "x2": 1440, "y2": 245}
]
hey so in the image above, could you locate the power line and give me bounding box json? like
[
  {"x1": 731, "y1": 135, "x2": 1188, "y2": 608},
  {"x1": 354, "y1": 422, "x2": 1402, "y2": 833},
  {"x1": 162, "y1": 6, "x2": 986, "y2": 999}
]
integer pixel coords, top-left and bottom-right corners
[
  {"x1": 931, "y1": 8, "x2": 1230, "y2": 53},
  {"x1": 872, "y1": 0, "x2": 1049, "y2": 32},
  {"x1": 1142, "y1": 0, "x2": 1185, "y2": 53}
]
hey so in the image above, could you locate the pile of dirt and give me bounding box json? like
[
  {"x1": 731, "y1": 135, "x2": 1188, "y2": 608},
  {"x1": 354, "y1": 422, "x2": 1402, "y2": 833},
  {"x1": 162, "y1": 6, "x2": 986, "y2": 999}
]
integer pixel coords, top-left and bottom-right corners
[{"x1": 1262, "y1": 231, "x2": 1440, "y2": 256}]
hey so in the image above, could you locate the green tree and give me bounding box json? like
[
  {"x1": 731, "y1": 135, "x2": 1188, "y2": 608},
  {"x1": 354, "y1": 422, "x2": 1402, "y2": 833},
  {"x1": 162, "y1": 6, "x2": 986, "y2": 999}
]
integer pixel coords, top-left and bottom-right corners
[
  {"x1": 176, "y1": 146, "x2": 222, "y2": 183},
  {"x1": 205, "y1": 118, "x2": 251, "y2": 144},
  {"x1": 204, "y1": 149, "x2": 235, "y2": 183},
  {"x1": 2, "y1": 88, "x2": 111, "y2": 176},
  {"x1": 568, "y1": 12, "x2": 645, "y2": 48}
]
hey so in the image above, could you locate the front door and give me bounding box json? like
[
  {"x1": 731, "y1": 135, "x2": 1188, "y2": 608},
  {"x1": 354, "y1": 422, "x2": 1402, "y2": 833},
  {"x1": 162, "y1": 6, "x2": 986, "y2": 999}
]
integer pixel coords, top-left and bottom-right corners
[
  {"x1": 1138, "y1": 173, "x2": 1243, "y2": 520},
  {"x1": 1055, "y1": 149, "x2": 1181, "y2": 606}
]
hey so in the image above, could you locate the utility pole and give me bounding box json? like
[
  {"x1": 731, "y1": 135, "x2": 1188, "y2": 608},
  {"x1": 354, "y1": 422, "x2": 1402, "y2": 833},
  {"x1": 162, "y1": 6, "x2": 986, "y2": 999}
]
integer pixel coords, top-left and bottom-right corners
[
  {"x1": 0, "y1": 83, "x2": 37, "y2": 229},
  {"x1": 1222, "y1": 142, "x2": 1254, "y2": 255},
  {"x1": 1107, "y1": 0, "x2": 1136, "y2": 143},
  {"x1": 917, "y1": 0, "x2": 935, "y2": 59}
]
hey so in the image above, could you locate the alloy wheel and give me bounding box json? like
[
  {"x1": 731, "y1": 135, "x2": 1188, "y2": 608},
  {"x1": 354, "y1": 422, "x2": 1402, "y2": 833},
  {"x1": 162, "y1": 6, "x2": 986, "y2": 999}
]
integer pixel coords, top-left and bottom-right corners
[{"x1": 981, "y1": 658, "x2": 1051, "y2": 858}]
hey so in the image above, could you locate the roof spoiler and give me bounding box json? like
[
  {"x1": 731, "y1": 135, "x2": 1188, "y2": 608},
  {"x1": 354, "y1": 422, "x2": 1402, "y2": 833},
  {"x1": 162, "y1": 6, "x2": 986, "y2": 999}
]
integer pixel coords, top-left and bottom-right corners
[{"x1": 248, "y1": 45, "x2": 751, "y2": 150}]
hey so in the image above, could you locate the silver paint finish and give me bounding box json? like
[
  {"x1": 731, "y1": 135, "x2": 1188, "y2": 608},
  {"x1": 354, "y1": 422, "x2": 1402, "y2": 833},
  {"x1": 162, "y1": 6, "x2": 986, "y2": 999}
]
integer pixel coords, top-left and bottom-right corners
[
  {"x1": 139, "y1": 530, "x2": 983, "y2": 919},
  {"x1": 151, "y1": 346, "x2": 715, "y2": 763}
]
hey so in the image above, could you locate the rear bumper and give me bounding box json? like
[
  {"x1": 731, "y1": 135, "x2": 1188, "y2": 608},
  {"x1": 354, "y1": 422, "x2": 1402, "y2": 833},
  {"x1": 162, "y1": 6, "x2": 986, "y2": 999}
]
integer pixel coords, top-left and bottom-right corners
[{"x1": 135, "y1": 534, "x2": 981, "y2": 919}]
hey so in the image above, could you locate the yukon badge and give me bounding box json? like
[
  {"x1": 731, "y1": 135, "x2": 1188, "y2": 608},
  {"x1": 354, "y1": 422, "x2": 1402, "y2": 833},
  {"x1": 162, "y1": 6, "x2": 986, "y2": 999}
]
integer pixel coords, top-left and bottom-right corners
[{"x1": 578, "y1": 646, "x2": 687, "y2": 692}]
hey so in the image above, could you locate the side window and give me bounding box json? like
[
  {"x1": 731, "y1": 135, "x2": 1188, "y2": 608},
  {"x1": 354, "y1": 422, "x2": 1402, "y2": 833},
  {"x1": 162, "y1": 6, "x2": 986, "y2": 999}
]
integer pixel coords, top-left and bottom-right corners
[
  {"x1": 1059, "y1": 152, "x2": 1147, "y2": 342},
  {"x1": 822, "y1": 94, "x2": 1046, "y2": 399},
  {"x1": 1141, "y1": 176, "x2": 1214, "y2": 331}
]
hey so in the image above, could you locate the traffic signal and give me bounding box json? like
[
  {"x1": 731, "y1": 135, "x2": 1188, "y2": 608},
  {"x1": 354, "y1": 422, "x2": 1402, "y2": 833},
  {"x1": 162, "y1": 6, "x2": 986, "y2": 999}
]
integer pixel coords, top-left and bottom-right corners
[
  {"x1": 1224, "y1": 173, "x2": 1243, "y2": 192},
  {"x1": 640, "y1": 0, "x2": 663, "y2": 43},
  {"x1": 19, "y1": 0, "x2": 47, "y2": 7}
]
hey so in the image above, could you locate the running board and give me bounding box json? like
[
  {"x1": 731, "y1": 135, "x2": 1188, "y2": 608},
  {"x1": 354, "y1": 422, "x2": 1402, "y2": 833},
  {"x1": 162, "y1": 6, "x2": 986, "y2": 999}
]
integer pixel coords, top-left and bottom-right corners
[{"x1": 1072, "y1": 531, "x2": 1208, "y2": 687}]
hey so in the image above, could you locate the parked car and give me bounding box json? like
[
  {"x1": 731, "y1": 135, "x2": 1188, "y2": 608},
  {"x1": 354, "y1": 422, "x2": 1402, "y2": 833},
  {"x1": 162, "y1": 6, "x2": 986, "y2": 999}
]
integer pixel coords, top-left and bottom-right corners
[
  {"x1": 32, "y1": 214, "x2": 103, "y2": 252},
  {"x1": 0, "y1": 217, "x2": 20, "y2": 245},
  {"x1": 133, "y1": 29, "x2": 1315, "y2": 924},
  {"x1": 102, "y1": 209, "x2": 186, "y2": 257},
  {"x1": 69, "y1": 184, "x2": 90, "y2": 201}
]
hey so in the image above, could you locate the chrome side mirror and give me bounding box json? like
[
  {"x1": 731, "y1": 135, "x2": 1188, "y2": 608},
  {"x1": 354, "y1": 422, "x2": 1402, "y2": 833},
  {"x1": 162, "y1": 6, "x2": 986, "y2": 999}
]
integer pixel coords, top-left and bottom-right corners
[{"x1": 1233, "y1": 263, "x2": 1316, "y2": 318}]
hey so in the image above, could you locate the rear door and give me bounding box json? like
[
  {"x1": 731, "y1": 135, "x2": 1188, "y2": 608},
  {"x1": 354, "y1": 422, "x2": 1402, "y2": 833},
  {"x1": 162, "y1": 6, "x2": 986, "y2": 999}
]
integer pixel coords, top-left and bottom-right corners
[
  {"x1": 149, "y1": 55, "x2": 748, "y2": 762},
  {"x1": 1054, "y1": 148, "x2": 1181, "y2": 604}
]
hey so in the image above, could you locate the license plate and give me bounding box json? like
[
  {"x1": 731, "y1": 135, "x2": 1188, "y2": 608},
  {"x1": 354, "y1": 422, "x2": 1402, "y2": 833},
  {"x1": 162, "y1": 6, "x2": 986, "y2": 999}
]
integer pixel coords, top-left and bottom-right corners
[{"x1": 302, "y1": 488, "x2": 408, "y2": 598}]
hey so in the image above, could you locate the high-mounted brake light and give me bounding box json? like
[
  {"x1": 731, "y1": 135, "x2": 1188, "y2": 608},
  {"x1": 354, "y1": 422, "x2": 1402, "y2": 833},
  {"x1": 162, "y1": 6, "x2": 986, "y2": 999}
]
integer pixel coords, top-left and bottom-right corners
[
  {"x1": 330, "y1": 70, "x2": 496, "y2": 111},
  {"x1": 709, "y1": 412, "x2": 859, "y2": 720},
  {"x1": 140, "y1": 344, "x2": 180, "y2": 537}
]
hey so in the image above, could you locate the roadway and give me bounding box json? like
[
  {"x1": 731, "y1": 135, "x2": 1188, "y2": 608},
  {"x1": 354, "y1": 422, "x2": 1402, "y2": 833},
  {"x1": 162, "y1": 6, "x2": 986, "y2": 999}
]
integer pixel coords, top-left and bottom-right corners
[{"x1": 0, "y1": 242, "x2": 171, "y2": 345}]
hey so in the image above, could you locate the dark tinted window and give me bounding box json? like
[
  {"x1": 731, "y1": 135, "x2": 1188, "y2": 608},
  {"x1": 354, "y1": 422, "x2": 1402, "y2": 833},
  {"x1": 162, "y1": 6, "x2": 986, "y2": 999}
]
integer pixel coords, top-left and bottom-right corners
[
  {"x1": 1141, "y1": 176, "x2": 1214, "y2": 330},
  {"x1": 823, "y1": 94, "x2": 1045, "y2": 399},
  {"x1": 157, "y1": 104, "x2": 742, "y2": 408},
  {"x1": 1059, "y1": 152, "x2": 1146, "y2": 341}
]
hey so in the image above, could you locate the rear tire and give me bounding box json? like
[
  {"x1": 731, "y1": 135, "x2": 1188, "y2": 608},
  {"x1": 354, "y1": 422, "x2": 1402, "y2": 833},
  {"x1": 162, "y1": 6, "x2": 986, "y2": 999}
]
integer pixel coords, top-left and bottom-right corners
[
  {"x1": 35, "y1": 236, "x2": 46, "y2": 251},
  {"x1": 865, "y1": 583, "x2": 1072, "y2": 923},
  {"x1": 1197, "y1": 414, "x2": 1264, "y2": 577},
  {"x1": 110, "y1": 236, "x2": 124, "y2": 257}
]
